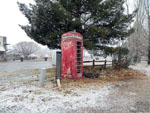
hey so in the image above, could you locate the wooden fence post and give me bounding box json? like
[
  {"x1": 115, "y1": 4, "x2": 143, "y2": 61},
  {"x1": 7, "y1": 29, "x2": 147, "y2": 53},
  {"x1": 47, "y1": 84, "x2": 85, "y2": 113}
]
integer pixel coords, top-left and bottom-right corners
[
  {"x1": 112, "y1": 60, "x2": 114, "y2": 68},
  {"x1": 104, "y1": 60, "x2": 107, "y2": 69},
  {"x1": 93, "y1": 59, "x2": 95, "y2": 67}
]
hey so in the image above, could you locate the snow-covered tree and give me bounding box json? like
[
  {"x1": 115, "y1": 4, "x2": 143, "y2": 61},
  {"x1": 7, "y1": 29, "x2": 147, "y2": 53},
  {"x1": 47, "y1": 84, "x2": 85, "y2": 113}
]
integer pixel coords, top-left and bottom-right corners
[{"x1": 18, "y1": 0, "x2": 136, "y2": 52}]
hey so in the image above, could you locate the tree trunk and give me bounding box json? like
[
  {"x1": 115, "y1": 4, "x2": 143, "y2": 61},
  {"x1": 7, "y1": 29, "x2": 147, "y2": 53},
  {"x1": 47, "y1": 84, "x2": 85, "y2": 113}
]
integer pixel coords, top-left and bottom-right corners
[
  {"x1": 148, "y1": 15, "x2": 150, "y2": 64},
  {"x1": 118, "y1": 48, "x2": 121, "y2": 69}
]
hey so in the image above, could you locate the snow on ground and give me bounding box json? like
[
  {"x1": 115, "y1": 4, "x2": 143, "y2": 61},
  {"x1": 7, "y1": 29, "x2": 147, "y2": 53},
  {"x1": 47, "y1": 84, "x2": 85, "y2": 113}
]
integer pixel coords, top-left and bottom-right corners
[
  {"x1": 0, "y1": 63, "x2": 150, "y2": 113},
  {"x1": 0, "y1": 73, "x2": 113, "y2": 113},
  {"x1": 130, "y1": 64, "x2": 150, "y2": 76}
]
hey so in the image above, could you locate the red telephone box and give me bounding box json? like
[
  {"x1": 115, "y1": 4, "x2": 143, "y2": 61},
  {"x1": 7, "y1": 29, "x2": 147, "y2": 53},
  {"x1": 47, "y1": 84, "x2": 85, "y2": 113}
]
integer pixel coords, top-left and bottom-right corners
[{"x1": 61, "y1": 32, "x2": 83, "y2": 79}]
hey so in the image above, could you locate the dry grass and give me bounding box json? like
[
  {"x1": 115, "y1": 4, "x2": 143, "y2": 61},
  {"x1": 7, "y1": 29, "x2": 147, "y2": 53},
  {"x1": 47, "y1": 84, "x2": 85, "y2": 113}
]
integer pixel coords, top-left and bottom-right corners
[
  {"x1": 0, "y1": 69, "x2": 40, "y2": 77},
  {"x1": 100, "y1": 68, "x2": 146, "y2": 81},
  {"x1": 45, "y1": 67, "x2": 146, "y2": 90},
  {"x1": 0, "y1": 68, "x2": 55, "y2": 77},
  {"x1": 61, "y1": 68, "x2": 146, "y2": 89},
  {"x1": 46, "y1": 68, "x2": 56, "y2": 77},
  {"x1": 0, "y1": 67, "x2": 145, "y2": 91}
]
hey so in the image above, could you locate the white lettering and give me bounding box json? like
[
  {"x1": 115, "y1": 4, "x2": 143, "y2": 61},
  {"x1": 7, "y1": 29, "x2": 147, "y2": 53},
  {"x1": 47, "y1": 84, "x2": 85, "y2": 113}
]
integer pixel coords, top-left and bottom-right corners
[{"x1": 62, "y1": 35, "x2": 82, "y2": 39}]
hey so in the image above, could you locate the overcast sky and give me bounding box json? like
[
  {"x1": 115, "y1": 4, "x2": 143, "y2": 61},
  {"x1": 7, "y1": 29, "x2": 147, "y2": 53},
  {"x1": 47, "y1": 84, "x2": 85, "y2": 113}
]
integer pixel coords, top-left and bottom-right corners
[
  {"x1": 0, "y1": 0, "x2": 134, "y2": 46},
  {"x1": 0, "y1": 0, "x2": 35, "y2": 46}
]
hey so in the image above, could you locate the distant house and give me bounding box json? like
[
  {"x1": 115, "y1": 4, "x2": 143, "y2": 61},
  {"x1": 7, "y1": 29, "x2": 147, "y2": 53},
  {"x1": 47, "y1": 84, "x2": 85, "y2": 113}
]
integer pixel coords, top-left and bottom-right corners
[
  {"x1": 0, "y1": 36, "x2": 7, "y2": 61},
  {"x1": 6, "y1": 50, "x2": 21, "y2": 61}
]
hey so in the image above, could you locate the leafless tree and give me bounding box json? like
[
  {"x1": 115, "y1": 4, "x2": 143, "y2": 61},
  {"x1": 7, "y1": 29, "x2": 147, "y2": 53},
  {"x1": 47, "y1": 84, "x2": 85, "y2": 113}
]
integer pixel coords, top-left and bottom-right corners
[
  {"x1": 127, "y1": 0, "x2": 149, "y2": 63},
  {"x1": 144, "y1": 0, "x2": 150, "y2": 64},
  {"x1": 13, "y1": 41, "x2": 41, "y2": 59}
]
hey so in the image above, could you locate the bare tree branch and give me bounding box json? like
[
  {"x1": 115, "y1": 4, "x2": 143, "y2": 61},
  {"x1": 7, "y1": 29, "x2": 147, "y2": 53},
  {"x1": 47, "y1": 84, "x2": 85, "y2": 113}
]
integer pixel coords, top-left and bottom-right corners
[{"x1": 13, "y1": 41, "x2": 41, "y2": 59}]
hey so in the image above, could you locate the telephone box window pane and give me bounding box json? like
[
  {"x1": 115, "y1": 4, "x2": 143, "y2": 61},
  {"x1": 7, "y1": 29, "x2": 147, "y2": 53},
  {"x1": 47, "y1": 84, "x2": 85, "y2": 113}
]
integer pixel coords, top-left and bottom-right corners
[
  {"x1": 77, "y1": 62, "x2": 81, "y2": 65},
  {"x1": 77, "y1": 42, "x2": 81, "y2": 45},
  {"x1": 77, "y1": 50, "x2": 81, "y2": 53},
  {"x1": 77, "y1": 66, "x2": 81, "y2": 73},
  {"x1": 77, "y1": 46, "x2": 81, "y2": 49},
  {"x1": 77, "y1": 58, "x2": 81, "y2": 61},
  {"x1": 77, "y1": 54, "x2": 81, "y2": 57}
]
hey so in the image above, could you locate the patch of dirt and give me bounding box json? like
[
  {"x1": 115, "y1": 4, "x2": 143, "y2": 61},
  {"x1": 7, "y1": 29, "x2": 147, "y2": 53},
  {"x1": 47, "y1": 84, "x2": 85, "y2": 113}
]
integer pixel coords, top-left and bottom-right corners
[
  {"x1": 101, "y1": 68, "x2": 146, "y2": 81},
  {"x1": 61, "y1": 68, "x2": 146, "y2": 89}
]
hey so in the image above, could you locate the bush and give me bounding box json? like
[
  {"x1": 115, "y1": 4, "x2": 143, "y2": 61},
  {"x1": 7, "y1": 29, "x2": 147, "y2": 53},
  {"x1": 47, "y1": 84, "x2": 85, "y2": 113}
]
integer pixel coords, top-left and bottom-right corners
[{"x1": 112, "y1": 47, "x2": 130, "y2": 69}]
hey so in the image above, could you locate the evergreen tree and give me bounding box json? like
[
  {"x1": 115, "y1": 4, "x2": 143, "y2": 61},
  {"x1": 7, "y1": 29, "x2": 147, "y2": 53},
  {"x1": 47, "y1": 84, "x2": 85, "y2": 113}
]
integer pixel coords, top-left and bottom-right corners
[{"x1": 18, "y1": 0, "x2": 136, "y2": 50}]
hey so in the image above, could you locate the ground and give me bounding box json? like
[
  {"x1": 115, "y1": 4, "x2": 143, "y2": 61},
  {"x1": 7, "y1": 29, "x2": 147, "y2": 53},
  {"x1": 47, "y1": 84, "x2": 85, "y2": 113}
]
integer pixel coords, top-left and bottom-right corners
[
  {"x1": 0, "y1": 60, "x2": 52, "y2": 72},
  {"x1": 0, "y1": 61, "x2": 150, "y2": 113}
]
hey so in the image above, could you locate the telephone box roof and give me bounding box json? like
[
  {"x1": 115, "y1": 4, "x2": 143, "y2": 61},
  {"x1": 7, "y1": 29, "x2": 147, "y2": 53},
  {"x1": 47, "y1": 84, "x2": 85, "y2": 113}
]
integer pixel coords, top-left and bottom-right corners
[{"x1": 61, "y1": 31, "x2": 83, "y2": 39}]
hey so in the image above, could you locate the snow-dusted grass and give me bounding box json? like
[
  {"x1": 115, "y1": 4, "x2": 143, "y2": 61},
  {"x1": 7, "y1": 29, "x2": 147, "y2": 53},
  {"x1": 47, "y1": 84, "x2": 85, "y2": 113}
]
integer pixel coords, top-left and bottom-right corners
[
  {"x1": 0, "y1": 73, "x2": 112, "y2": 113},
  {"x1": 130, "y1": 63, "x2": 150, "y2": 76},
  {"x1": 0, "y1": 63, "x2": 149, "y2": 113}
]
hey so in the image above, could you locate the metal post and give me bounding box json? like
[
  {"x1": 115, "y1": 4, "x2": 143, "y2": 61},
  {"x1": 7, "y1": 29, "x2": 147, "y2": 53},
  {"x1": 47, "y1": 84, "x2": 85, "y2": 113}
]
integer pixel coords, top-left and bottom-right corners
[
  {"x1": 39, "y1": 68, "x2": 46, "y2": 86},
  {"x1": 56, "y1": 51, "x2": 61, "y2": 88},
  {"x1": 56, "y1": 51, "x2": 61, "y2": 80}
]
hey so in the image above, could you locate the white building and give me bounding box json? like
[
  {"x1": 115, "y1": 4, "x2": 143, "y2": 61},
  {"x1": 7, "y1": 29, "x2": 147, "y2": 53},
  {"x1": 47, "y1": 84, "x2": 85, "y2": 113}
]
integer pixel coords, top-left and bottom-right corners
[{"x1": 0, "y1": 36, "x2": 7, "y2": 61}]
